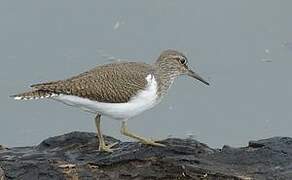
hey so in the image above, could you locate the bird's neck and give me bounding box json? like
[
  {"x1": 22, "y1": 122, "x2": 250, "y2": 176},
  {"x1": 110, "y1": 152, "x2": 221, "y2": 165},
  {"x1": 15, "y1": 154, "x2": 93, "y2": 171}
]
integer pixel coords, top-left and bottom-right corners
[{"x1": 154, "y1": 63, "x2": 178, "y2": 98}]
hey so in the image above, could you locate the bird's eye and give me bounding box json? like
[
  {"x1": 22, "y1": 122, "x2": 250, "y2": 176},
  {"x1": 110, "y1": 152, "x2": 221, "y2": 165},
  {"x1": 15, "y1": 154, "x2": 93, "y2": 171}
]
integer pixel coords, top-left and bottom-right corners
[{"x1": 179, "y1": 58, "x2": 187, "y2": 65}]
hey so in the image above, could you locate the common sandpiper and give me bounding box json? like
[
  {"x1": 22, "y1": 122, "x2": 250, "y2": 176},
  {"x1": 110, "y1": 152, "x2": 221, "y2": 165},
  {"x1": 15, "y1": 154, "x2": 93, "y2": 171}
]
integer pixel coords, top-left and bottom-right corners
[{"x1": 12, "y1": 49, "x2": 209, "y2": 152}]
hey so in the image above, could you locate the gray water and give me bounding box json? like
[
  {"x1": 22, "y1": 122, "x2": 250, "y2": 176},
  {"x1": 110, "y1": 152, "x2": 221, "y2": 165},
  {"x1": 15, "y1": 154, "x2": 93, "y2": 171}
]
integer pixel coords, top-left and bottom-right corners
[{"x1": 1, "y1": 1, "x2": 292, "y2": 148}]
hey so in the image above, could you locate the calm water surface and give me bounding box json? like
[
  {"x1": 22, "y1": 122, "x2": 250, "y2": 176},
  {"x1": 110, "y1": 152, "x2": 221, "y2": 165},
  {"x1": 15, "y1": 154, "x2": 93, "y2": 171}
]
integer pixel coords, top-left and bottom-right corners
[{"x1": 0, "y1": 1, "x2": 292, "y2": 148}]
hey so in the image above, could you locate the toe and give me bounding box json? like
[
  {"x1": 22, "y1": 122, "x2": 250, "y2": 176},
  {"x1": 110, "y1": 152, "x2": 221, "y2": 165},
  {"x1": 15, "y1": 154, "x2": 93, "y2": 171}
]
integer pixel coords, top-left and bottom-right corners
[
  {"x1": 98, "y1": 142, "x2": 119, "y2": 153},
  {"x1": 140, "y1": 140, "x2": 166, "y2": 147},
  {"x1": 107, "y1": 142, "x2": 119, "y2": 148},
  {"x1": 99, "y1": 146, "x2": 114, "y2": 153},
  {"x1": 150, "y1": 142, "x2": 166, "y2": 147}
]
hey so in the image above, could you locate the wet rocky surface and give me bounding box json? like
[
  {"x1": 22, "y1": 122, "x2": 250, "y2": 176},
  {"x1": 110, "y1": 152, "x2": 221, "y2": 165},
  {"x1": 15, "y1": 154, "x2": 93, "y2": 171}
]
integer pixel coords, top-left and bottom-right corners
[{"x1": 0, "y1": 132, "x2": 292, "y2": 180}]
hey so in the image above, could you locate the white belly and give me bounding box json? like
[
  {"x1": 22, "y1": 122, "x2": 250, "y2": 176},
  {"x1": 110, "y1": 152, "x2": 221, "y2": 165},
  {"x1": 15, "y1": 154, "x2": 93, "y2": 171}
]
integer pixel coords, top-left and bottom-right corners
[{"x1": 52, "y1": 74, "x2": 160, "y2": 120}]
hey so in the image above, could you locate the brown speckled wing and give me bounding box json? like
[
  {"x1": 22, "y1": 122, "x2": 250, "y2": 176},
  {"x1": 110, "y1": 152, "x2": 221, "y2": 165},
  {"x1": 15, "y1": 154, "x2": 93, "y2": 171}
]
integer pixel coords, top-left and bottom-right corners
[{"x1": 31, "y1": 62, "x2": 153, "y2": 103}]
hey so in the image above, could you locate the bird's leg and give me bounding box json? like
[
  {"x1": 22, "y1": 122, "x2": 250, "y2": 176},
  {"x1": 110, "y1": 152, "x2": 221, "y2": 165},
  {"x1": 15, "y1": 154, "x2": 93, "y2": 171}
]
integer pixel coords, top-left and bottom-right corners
[
  {"x1": 94, "y1": 114, "x2": 118, "y2": 152},
  {"x1": 120, "y1": 120, "x2": 165, "y2": 147}
]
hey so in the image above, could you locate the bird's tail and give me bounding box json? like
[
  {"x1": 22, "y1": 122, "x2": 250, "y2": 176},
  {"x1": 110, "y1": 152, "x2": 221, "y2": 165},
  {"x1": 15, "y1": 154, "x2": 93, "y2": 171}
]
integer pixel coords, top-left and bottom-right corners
[{"x1": 10, "y1": 90, "x2": 57, "y2": 100}]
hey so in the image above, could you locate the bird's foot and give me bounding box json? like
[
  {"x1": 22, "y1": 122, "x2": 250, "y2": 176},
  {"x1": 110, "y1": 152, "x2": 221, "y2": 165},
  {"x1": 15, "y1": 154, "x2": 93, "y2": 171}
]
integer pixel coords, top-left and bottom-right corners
[
  {"x1": 98, "y1": 142, "x2": 119, "y2": 153},
  {"x1": 139, "y1": 139, "x2": 166, "y2": 147}
]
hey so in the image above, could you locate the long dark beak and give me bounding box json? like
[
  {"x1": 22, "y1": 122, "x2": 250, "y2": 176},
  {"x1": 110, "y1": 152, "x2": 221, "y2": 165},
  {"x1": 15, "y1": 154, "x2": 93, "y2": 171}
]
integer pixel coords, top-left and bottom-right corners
[{"x1": 187, "y1": 69, "x2": 210, "y2": 85}]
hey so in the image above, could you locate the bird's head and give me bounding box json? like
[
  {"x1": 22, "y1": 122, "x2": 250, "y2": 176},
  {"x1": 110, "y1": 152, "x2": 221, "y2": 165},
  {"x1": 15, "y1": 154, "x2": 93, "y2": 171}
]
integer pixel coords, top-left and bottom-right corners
[{"x1": 155, "y1": 49, "x2": 209, "y2": 85}]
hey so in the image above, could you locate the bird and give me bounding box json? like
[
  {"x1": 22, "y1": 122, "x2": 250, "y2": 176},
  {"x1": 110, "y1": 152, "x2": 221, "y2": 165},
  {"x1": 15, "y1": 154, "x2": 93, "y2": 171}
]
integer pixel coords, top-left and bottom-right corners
[{"x1": 11, "y1": 49, "x2": 209, "y2": 152}]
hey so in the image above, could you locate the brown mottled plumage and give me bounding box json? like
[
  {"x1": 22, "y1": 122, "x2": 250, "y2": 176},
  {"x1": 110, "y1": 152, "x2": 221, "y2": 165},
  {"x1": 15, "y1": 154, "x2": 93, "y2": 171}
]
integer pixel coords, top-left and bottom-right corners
[{"x1": 24, "y1": 62, "x2": 153, "y2": 103}]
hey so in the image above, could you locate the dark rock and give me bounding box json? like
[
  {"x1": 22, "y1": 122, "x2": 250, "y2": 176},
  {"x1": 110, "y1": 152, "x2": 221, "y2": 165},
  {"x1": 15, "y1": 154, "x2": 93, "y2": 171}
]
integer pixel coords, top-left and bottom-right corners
[{"x1": 0, "y1": 132, "x2": 292, "y2": 180}]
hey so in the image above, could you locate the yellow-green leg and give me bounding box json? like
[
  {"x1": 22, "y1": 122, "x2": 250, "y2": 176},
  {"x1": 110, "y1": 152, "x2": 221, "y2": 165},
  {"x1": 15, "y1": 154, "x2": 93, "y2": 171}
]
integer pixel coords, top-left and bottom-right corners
[
  {"x1": 94, "y1": 114, "x2": 118, "y2": 152},
  {"x1": 120, "y1": 120, "x2": 165, "y2": 147}
]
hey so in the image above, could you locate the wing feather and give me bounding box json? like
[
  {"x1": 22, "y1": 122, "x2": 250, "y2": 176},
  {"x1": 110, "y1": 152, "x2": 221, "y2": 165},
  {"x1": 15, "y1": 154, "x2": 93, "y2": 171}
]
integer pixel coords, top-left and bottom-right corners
[{"x1": 31, "y1": 62, "x2": 152, "y2": 103}]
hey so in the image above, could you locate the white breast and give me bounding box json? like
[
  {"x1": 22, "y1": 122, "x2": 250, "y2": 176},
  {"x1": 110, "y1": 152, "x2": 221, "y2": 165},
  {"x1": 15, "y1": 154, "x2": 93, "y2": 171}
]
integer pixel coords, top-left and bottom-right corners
[{"x1": 52, "y1": 74, "x2": 159, "y2": 120}]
